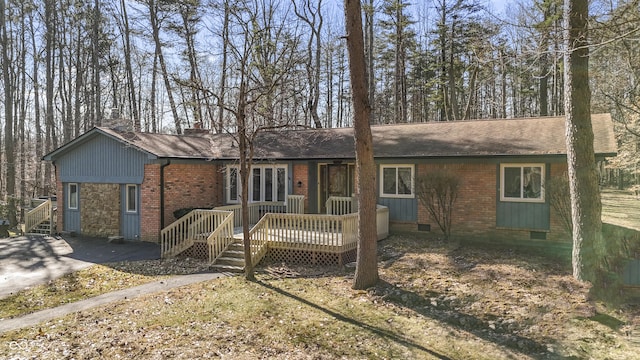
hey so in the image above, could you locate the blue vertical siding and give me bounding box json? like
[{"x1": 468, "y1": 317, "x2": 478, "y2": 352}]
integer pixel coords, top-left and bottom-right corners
[
  {"x1": 121, "y1": 185, "x2": 141, "y2": 240},
  {"x1": 308, "y1": 162, "x2": 318, "y2": 213},
  {"x1": 57, "y1": 134, "x2": 153, "y2": 184},
  {"x1": 57, "y1": 133, "x2": 153, "y2": 237},
  {"x1": 377, "y1": 197, "x2": 417, "y2": 222},
  {"x1": 623, "y1": 260, "x2": 640, "y2": 286},
  {"x1": 496, "y1": 202, "x2": 550, "y2": 230},
  {"x1": 63, "y1": 183, "x2": 81, "y2": 233}
]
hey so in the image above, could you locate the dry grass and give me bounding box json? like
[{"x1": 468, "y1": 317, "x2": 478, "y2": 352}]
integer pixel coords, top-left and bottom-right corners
[
  {"x1": 602, "y1": 189, "x2": 640, "y2": 231},
  {"x1": 2, "y1": 233, "x2": 640, "y2": 359},
  {"x1": 0, "y1": 258, "x2": 210, "y2": 320}
]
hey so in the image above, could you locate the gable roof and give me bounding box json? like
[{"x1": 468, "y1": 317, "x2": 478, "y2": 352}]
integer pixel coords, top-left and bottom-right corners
[{"x1": 44, "y1": 114, "x2": 617, "y2": 162}]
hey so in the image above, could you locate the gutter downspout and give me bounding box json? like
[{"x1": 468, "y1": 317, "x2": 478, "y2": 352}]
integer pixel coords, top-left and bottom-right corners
[{"x1": 160, "y1": 159, "x2": 171, "y2": 229}]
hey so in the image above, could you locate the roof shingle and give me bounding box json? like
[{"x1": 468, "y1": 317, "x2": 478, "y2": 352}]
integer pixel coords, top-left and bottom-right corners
[{"x1": 46, "y1": 114, "x2": 617, "y2": 161}]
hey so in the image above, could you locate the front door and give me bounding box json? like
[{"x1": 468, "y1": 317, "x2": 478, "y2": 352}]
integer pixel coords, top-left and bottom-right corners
[
  {"x1": 318, "y1": 163, "x2": 355, "y2": 213},
  {"x1": 121, "y1": 184, "x2": 140, "y2": 240}
]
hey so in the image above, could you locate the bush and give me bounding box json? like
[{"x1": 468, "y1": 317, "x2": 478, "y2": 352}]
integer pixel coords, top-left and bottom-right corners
[
  {"x1": 416, "y1": 171, "x2": 460, "y2": 241},
  {"x1": 546, "y1": 176, "x2": 572, "y2": 235}
]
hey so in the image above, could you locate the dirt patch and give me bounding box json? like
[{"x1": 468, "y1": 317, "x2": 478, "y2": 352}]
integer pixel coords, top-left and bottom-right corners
[{"x1": 1, "y1": 234, "x2": 639, "y2": 359}]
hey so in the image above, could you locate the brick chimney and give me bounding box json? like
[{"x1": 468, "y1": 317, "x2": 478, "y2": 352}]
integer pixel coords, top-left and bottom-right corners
[{"x1": 184, "y1": 121, "x2": 210, "y2": 135}]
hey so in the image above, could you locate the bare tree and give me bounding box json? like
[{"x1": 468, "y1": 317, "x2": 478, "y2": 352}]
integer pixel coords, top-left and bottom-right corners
[
  {"x1": 118, "y1": 0, "x2": 141, "y2": 130},
  {"x1": 211, "y1": 0, "x2": 300, "y2": 280},
  {"x1": 293, "y1": 0, "x2": 324, "y2": 128},
  {"x1": 147, "y1": 0, "x2": 182, "y2": 133},
  {"x1": 344, "y1": 0, "x2": 379, "y2": 290},
  {"x1": 1, "y1": 0, "x2": 17, "y2": 226}
]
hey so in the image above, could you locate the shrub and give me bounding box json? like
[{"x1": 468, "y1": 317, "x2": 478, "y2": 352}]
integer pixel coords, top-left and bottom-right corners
[
  {"x1": 416, "y1": 171, "x2": 460, "y2": 241},
  {"x1": 546, "y1": 176, "x2": 572, "y2": 235}
]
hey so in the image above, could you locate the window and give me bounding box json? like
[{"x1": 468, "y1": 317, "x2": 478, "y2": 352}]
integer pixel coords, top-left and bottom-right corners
[
  {"x1": 68, "y1": 183, "x2": 78, "y2": 210},
  {"x1": 380, "y1": 165, "x2": 414, "y2": 198},
  {"x1": 227, "y1": 165, "x2": 287, "y2": 203},
  {"x1": 229, "y1": 167, "x2": 238, "y2": 201},
  {"x1": 500, "y1": 164, "x2": 545, "y2": 202},
  {"x1": 126, "y1": 184, "x2": 137, "y2": 213}
]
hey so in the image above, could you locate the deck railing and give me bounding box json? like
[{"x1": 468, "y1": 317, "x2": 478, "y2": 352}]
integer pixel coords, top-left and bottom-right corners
[
  {"x1": 325, "y1": 196, "x2": 354, "y2": 215},
  {"x1": 206, "y1": 211, "x2": 235, "y2": 263},
  {"x1": 161, "y1": 209, "x2": 229, "y2": 258},
  {"x1": 248, "y1": 215, "x2": 271, "y2": 265},
  {"x1": 286, "y1": 195, "x2": 305, "y2": 214},
  {"x1": 214, "y1": 201, "x2": 287, "y2": 228},
  {"x1": 257, "y1": 212, "x2": 360, "y2": 252},
  {"x1": 24, "y1": 199, "x2": 52, "y2": 234},
  {"x1": 161, "y1": 196, "x2": 389, "y2": 265}
]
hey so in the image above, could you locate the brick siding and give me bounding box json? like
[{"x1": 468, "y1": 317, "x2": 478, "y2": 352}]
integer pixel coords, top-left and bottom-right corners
[
  {"x1": 140, "y1": 164, "x2": 161, "y2": 242},
  {"x1": 417, "y1": 163, "x2": 496, "y2": 238},
  {"x1": 292, "y1": 164, "x2": 309, "y2": 211},
  {"x1": 416, "y1": 162, "x2": 572, "y2": 242},
  {"x1": 162, "y1": 163, "x2": 220, "y2": 227}
]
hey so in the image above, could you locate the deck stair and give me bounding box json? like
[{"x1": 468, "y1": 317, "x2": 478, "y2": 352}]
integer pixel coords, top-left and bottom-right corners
[
  {"x1": 210, "y1": 240, "x2": 245, "y2": 273},
  {"x1": 29, "y1": 220, "x2": 52, "y2": 235},
  {"x1": 24, "y1": 199, "x2": 55, "y2": 235}
]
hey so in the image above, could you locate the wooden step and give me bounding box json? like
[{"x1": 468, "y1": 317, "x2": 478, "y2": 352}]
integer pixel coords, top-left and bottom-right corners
[
  {"x1": 209, "y1": 264, "x2": 244, "y2": 273},
  {"x1": 210, "y1": 240, "x2": 246, "y2": 272},
  {"x1": 215, "y1": 256, "x2": 245, "y2": 267}
]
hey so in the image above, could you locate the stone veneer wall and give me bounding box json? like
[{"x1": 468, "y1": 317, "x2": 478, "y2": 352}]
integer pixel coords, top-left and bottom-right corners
[{"x1": 80, "y1": 183, "x2": 120, "y2": 237}]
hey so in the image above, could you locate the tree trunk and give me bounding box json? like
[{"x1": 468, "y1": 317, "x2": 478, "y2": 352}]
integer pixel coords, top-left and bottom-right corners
[
  {"x1": 44, "y1": 0, "x2": 56, "y2": 195},
  {"x1": 365, "y1": 0, "x2": 375, "y2": 123},
  {"x1": 121, "y1": 0, "x2": 140, "y2": 130},
  {"x1": 149, "y1": 0, "x2": 181, "y2": 134},
  {"x1": 344, "y1": 0, "x2": 378, "y2": 290},
  {"x1": 29, "y1": 11, "x2": 43, "y2": 195},
  {"x1": 563, "y1": 0, "x2": 604, "y2": 284},
  {"x1": 92, "y1": 0, "x2": 102, "y2": 126},
  {"x1": 18, "y1": 3, "x2": 27, "y2": 222},
  {"x1": 1, "y1": 0, "x2": 17, "y2": 226},
  {"x1": 217, "y1": 1, "x2": 229, "y2": 134}
]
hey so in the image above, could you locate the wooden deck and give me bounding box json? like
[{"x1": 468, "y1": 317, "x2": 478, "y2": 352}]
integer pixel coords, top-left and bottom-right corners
[{"x1": 161, "y1": 197, "x2": 389, "y2": 267}]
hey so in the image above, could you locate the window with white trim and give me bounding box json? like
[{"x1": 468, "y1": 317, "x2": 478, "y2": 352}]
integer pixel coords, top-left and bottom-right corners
[
  {"x1": 126, "y1": 184, "x2": 137, "y2": 213},
  {"x1": 227, "y1": 165, "x2": 287, "y2": 203},
  {"x1": 380, "y1": 165, "x2": 414, "y2": 198},
  {"x1": 500, "y1": 164, "x2": 545, "y2": 202},
  {"x1": 68, "y1": 183, "x2": 78, "y2": 210}
]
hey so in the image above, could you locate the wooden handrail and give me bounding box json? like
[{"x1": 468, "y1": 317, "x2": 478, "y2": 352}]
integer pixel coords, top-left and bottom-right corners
[
  {"x1": 325, "y1": 196, "x2": 354, "y2": 215},
  {"x1": 214, "y1": 201, "x2": 288, "y2": 228},
  {"x1": 25, "y1": 199, "x2": 52, "y2": 234},
  {"x1": 286, "y1": 195, "x2": 305, "y2": 214},
  {"x1": 161, "y1": 197, "x2": 388, "y2": 267},
  {"x1": 161, "y1": 209, "x2": 224, "y2": 258},
  {"x1": 206, "y1": 211, "x2": 235, "y2": 263}
]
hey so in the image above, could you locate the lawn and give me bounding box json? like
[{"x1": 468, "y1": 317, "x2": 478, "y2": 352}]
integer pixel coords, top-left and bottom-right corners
[
  {"x1": 2, "y1": 231, "x2": 639, "y2": 359},
  {"x1": 602, "y1": 188, "x2": 640, "y2": 231},
  {"x1": 1, "y1": 188, "x2": 639, "y2": 359}
]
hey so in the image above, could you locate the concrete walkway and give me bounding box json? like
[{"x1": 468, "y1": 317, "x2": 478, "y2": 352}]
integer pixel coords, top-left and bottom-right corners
[{"x1": 0, "y1": 272, "x2": 229, "y2": 334}]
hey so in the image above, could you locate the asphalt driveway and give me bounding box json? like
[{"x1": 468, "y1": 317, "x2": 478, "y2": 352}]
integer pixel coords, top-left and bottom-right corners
[{"x1": 0, "y1": 235, "x2": 160, "y2": 298}]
